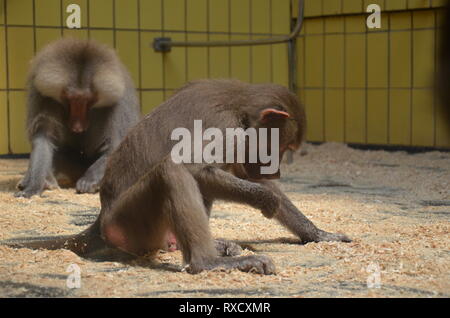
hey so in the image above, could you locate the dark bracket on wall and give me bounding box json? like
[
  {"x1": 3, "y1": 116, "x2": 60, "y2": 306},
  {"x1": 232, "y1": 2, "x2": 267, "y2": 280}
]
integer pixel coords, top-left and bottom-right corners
[
  {"x1": 152, "y1": 0, "x2": 305, "y2": 163},
  {"x1": 153, "y1": 37, "x2": 172, "y2": 53}
]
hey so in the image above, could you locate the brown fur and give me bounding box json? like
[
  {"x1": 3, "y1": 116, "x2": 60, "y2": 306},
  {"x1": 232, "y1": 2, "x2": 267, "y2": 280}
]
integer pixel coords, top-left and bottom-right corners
[{"x1": 10, "y1": 79, "x2": 350, "y2": 274}]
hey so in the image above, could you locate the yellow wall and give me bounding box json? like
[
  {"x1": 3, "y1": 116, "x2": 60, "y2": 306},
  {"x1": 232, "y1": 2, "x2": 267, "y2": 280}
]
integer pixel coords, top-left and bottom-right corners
[
  {"x1": 0, "y1": 0, "x2": 449, "y2": 155},
  {"x1": 296, "y1": 0, "x2": 450, "y2": 148},
  {"x1": 0, "y1": 0, "x2": 290, "y2": 154}
]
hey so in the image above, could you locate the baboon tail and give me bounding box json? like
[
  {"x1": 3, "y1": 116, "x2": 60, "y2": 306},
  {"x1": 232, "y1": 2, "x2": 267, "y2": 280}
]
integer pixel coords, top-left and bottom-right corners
[
  {"x1": 7, "y1": 234, "x2": 87, "y2": 253},
  {"x1": 4, "y1": 222, "x2": 134, "y2": 261},
  {"x1": 5, "y1": 224, "x2": 102, "y2": 255}
]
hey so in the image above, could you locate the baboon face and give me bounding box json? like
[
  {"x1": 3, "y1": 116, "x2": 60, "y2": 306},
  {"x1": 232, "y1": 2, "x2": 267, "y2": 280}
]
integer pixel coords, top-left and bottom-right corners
[
  {"x1": 242, "y1": 105, "x2": 300, "y2": 180},
  {"x1": 61, "y1": 86, "x2": 98, "y2": 133},
  {"x1": 30, "y1": 38, "x2": 127, "y2": 134}
]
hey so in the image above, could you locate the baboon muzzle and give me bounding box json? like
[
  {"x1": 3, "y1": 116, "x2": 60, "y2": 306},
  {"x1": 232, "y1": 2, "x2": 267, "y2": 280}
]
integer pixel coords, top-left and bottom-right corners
[{"x1": 69, "y1": 98, "x2": 89, "y2": 133}]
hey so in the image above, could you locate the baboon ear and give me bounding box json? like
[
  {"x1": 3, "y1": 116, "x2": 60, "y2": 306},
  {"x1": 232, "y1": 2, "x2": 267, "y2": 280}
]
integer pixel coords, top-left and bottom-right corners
[{"x1": 259, "y1": 108, "x2": 290, "y2": 124}]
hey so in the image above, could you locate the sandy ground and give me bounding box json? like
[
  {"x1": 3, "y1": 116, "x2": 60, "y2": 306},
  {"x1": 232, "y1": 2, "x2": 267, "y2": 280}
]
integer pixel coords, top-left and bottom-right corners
[{"x1": 0, "y1": 142, "x2": 448, "y2": 298}]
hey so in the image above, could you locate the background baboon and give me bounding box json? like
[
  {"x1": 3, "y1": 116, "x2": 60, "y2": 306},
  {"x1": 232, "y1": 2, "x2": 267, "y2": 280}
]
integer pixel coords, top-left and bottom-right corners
[
  {"x1": 15, "y1": 38, "x2": 140, "y2": 198},
  {"x1": 10, "y1": 80, "x2": 350, "y2": 274}
]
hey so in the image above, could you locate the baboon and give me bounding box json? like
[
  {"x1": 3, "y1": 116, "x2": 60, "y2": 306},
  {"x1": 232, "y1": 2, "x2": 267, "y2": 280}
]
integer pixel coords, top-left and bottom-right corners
[
  {"x1": 9, "y1": 80, "x2": 350, "y2": 274},
  {"x1": 15, "y1": 38, "x2": 140, "y2": 198}
]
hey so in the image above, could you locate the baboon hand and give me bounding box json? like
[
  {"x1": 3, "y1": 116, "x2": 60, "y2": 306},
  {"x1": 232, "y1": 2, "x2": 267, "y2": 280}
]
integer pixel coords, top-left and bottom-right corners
[
  {"x1": 309, "y1": 230, "x2": 352, "y2": 244},
  {"x1": 18, "y1": 177, "x2": 58, "y2": 192},
  {"x1": 76, "y1": 176, "x2": 100, "y2": 194},
  {"x1": 187, "y1": 255, "x2": 276, "y2": 275},
  {"x1": 15, "y1": 178, "x2": 43, "y2": 198},
  {"x1": 14, "y1": 188, "x2": 41, "y2": 198},
  {"x1": 16, "y1": 178, "x2": 27, "y2": 191}
]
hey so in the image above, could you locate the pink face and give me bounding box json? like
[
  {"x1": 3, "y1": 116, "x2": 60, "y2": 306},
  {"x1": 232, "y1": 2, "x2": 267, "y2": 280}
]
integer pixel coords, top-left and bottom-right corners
[
  {"x1": 242, "y1": 107, "x2": 295, "y2": 180},
  {"x1": 62, "y1": 88, "x2": 97, "y2": 133}
]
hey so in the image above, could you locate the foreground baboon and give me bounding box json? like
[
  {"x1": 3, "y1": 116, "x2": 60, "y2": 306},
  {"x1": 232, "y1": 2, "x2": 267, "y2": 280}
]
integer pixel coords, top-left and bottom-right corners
[
  {"x1": 10, "y1": 80, "x2": 350, "y2": 274},
  {"x1": 15, "y1": 38, "x2": 140, "y2": 198}
]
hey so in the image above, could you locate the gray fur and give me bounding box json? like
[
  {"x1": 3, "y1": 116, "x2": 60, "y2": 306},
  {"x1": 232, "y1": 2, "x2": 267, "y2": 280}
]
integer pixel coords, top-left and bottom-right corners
[{"x1": 15, "y1": 38, "x2": 140, "y2": 198}]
